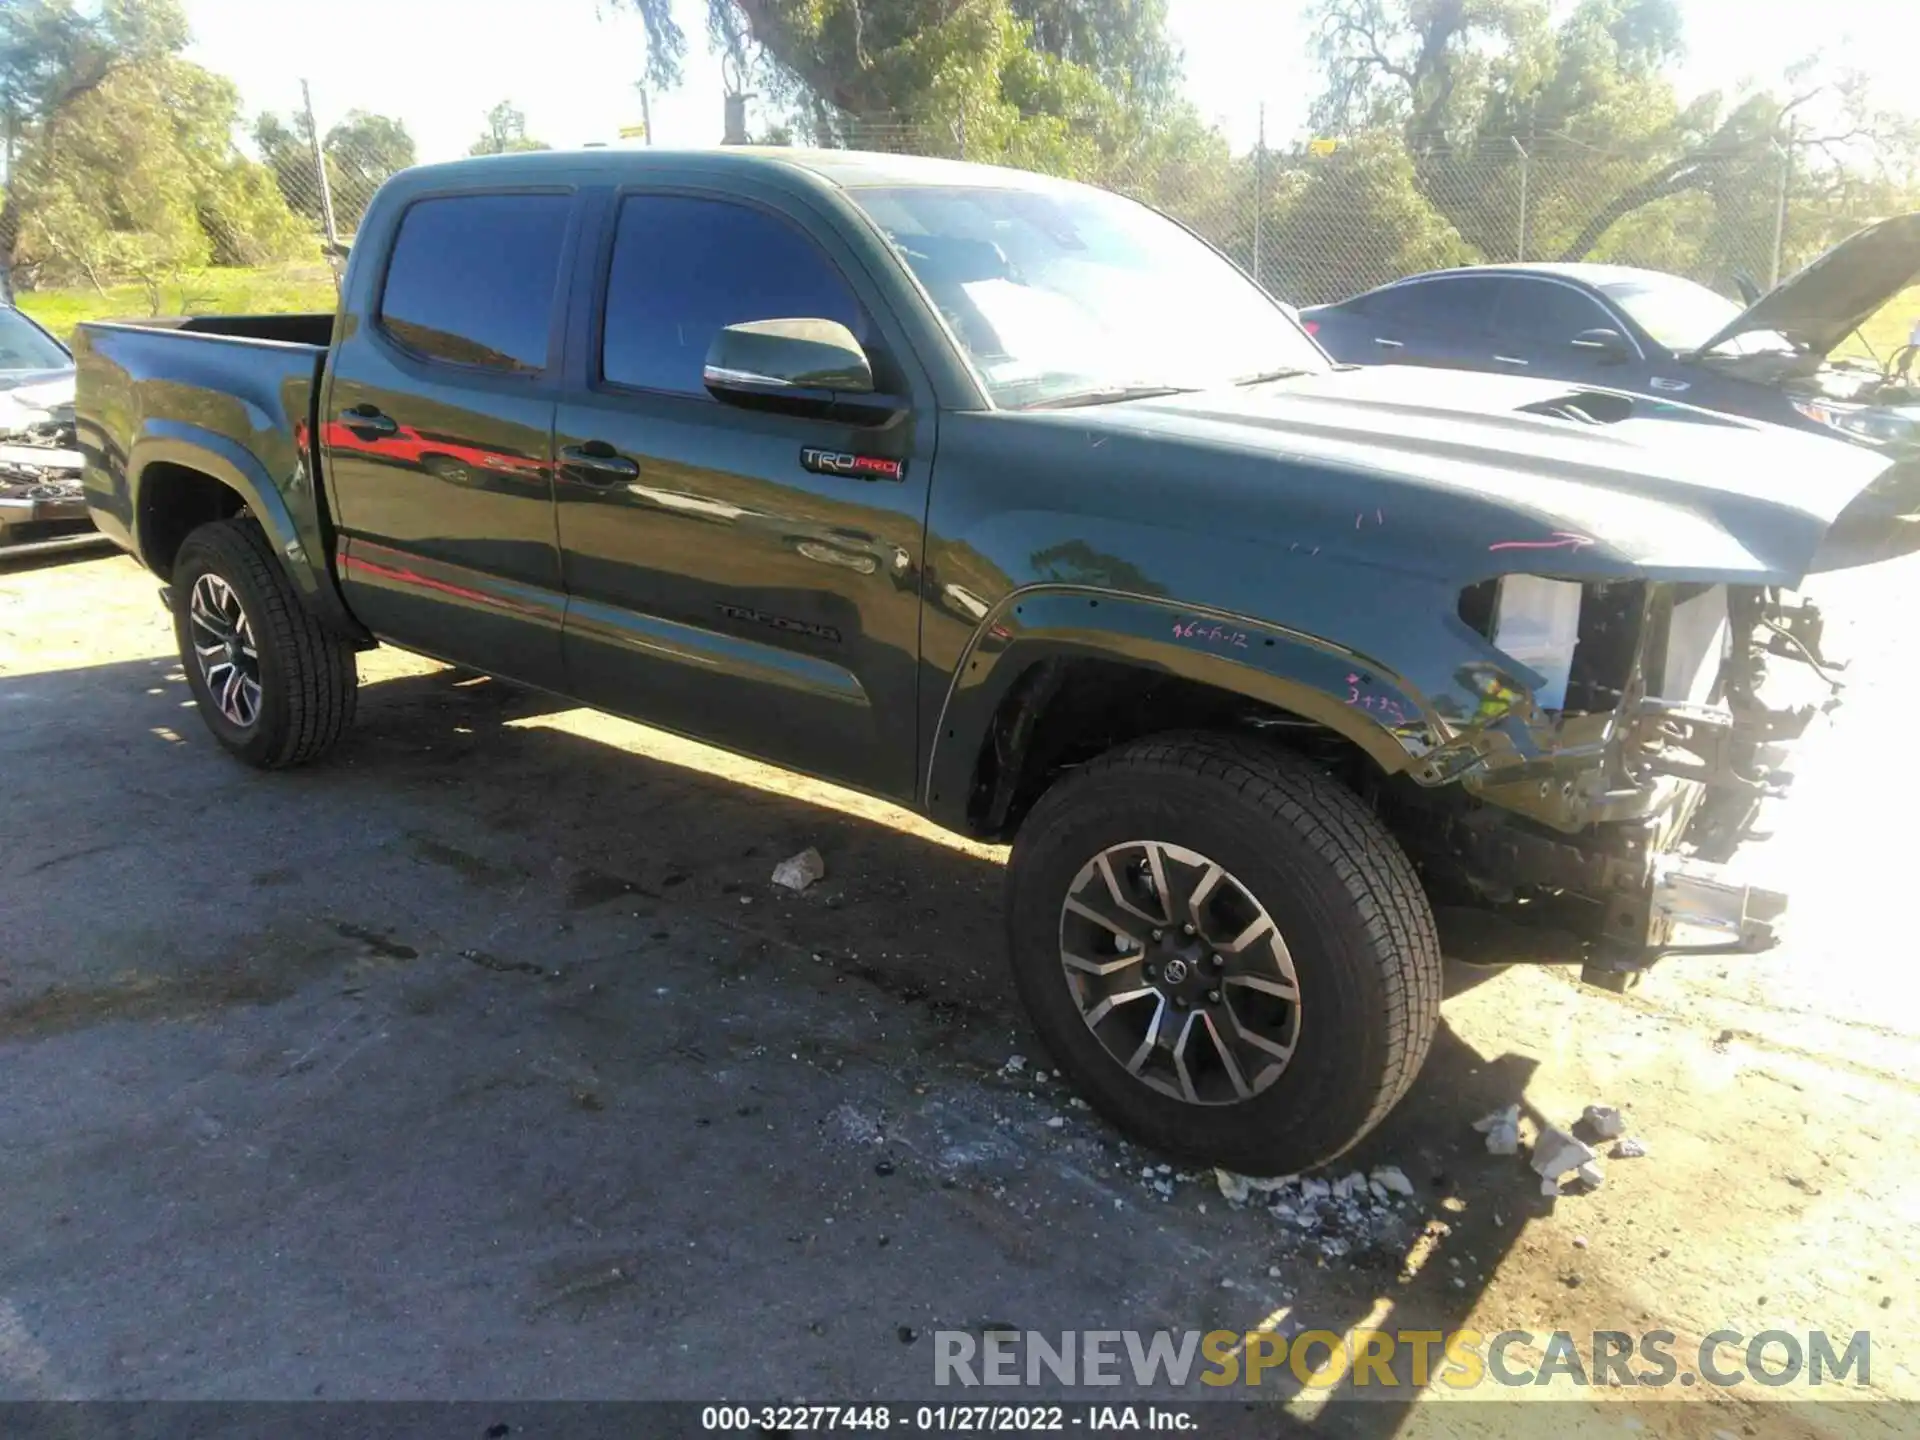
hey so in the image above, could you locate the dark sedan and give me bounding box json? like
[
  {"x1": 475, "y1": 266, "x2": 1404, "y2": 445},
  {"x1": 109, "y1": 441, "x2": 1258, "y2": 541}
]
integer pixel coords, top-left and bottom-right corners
[{"x1": 1300, "y1": 214, "x2": 1920, "y2": 455}]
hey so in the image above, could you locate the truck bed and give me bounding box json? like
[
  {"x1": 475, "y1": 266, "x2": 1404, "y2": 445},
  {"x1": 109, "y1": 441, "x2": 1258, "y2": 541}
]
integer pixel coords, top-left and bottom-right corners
[{"x1": 70, "y1": 316, "x2": 334, "y2": 589}]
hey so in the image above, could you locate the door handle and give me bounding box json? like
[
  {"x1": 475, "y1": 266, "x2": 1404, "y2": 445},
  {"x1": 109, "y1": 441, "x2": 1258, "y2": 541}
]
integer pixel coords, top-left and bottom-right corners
[
  {"x1": 560, "y1": 442, "x2": 640, "y2": 486},
  {"x1": 1372, "y1": 337, "x2": 1404, "y2": 349},
  {"x1": 338, "y1": 404, "x2": 397, "y2": 438}
]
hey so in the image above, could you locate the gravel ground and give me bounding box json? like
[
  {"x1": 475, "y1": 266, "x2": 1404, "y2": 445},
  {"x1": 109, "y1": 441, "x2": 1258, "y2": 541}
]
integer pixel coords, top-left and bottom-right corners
[{"x1": 2, "y1": 549, "x2": 1916, "y2": 1437}]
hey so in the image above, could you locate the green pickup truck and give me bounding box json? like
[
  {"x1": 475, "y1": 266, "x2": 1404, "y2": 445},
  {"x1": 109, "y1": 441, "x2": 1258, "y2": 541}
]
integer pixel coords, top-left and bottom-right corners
[{"x1": 71, "y1": 148, "x2": 1912, "y2": 1174}]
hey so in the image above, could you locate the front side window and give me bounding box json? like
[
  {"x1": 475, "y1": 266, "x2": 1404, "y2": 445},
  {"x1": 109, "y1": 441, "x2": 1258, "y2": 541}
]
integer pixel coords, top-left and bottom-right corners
[
  {"x1": 1495, "y1": 280, "x2": 1613, "y2": 345},
  {"x1": 379, "y1": 193, "x2": 571, "y2": 372},
  {"x1": 845, "y1": 181, "x2": 1325, "y2": 408},
  {"x1": 601, "y1": 195, "x2": 867, "y2": 395}
]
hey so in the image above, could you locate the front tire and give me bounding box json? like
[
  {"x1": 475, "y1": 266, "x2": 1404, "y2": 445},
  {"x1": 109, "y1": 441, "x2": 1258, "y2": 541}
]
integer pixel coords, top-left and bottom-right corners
[
  {"x1": 1005, "y1": 732, "x2": 1441, "y2": 1175},
  {"x1": 172, "y1": 518, "x2": 358, "y2": 767}
]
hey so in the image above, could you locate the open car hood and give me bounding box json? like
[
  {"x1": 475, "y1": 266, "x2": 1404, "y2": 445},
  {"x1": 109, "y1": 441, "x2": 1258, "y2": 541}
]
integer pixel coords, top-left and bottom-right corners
[{"x1": 1690, "y1": 211, "x2": 1920, "y2": 360}]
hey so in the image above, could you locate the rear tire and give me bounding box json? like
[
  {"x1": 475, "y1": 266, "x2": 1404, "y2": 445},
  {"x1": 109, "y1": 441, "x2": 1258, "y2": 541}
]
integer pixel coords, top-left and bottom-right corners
[
  {"x1": 1005, "y1": 732, "x2": 1441, "y2": 1175},
  {"x1": 171, "y1": 518, "x2": 357, "y2": 768}
]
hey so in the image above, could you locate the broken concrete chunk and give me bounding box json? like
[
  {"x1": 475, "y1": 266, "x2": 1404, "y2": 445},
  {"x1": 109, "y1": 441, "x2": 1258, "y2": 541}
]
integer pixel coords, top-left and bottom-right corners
[
  {"x1": 1576, "y1": 1160, "x2": 1605, "y2": 1190},
  {"x1": 1003, "y1": 1055, "x2": 1028, "y2": 1076},
  {"x1": 1298, "y1": 1177, "x2": 1331, "y2": 1201},
  {"x1": 771, "y1": 847, "x2": 827, "y2": 893},
  {"x1": 1215, "y1": 1169, "x2": 1296, "y2": 1204},
  {"x1": 1370, "y1": 1165, "x2": 1416, "y2": 1198},
  {"x1": 1613, "y1": 1136, "x2": 1647, "y2": 1159},
  {"x1": 1540, "y1": 1176, "x2": 1561, "y2": 1197},
  {"x1": 1474, "y1": 1104, "x2": 1522, "y2": 1155},
  {"x1": 1332, "y1": 1172, "x2": 1368, "y2": 1201},
  {"x1": 1530, "y1": 1127, "x2": 1598, "y2": 1180},
  {"x1": 1582, "y1": 1104, "x2": 1626, "y2": 1139}
]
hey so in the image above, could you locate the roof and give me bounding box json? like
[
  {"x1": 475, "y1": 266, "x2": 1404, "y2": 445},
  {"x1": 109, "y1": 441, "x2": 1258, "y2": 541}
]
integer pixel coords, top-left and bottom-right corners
[
  {"x1": 1392, "y1": 261, "x2": 1687, "y2": 289},
  {"x1": 402, "y1": 145, "x2": 1087, "y2": 194}
]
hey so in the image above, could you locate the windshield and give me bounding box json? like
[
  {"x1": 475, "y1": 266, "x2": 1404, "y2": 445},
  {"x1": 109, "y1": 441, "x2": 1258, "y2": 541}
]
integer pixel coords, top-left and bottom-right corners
[
  {"x1": 1598, "y1": 273, "x2": 1789, "y2": 355},
  {"x1": 846, "y1": 181, "x2": 1326, "y2": 408},
  {"x1": 0, "y1": 308, "x2": 71, "y2": 373}
]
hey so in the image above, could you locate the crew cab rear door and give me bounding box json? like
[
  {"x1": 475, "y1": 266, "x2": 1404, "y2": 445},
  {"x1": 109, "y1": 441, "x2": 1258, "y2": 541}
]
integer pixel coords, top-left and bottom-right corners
[
  {"x1": 550, "y1": 185, "x2": 936, "y2": 801},
  {"x1": 322, "y1": 188, "x2": 583, "y2": 689}
]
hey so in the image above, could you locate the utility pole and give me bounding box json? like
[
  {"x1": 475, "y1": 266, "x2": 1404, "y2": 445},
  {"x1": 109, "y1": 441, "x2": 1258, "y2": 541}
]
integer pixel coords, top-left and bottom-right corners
[
  {"x1": 638, "y1": 83, "x2": 653, "y2": 145},
  {"x1": 1252, "y1": 102, "x2": 1265, "y2": 288},
  {"x1": 1770, "y1": 127, "x2": 1794, "y2": 288},
  {"x1": 301, "y1": 79, "x2": 339, "y2": 249},
  {"x1": 1512, "y1": 136, "x2": 1529, "y2": 262}
]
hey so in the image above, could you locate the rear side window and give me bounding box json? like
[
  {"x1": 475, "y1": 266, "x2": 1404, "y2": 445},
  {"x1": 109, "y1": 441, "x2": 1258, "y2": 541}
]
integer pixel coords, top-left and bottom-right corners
[
  {"x1": 379, "y1": 193, "x2": 571, "y2": 373},
  {"x1": 1365, "y1": 277, "x2": 1504, "y2": 334},
  {"x1": 601, "y1": 195, "x2": 867, "y2": 395},
  {"x1": 1494, "y1": 279, "x2": 1614, "y2": 345}
]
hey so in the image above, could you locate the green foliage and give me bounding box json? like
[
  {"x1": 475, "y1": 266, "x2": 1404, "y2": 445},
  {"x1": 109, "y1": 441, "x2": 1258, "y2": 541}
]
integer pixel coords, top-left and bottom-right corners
[
  {"x1": 2, "y1": 0, "x2": 312, "y2": 292},
  {"x1": 1263, "y1": 137, "x2": 1475, "y2": 303},
  {"x1": 470, "y1": 101, "x2": 549, "y2": 156},
  {"x1": 253, "y1": 105, "x2": 417, "y2": 234},
  {"x1": 16, "y1": 259, "x2": 336, "y2": 334}
]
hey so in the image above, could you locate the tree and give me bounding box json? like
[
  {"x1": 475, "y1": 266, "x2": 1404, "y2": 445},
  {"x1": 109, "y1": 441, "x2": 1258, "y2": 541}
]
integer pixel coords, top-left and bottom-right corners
[
  {"x1": 2, "y1": 0, "x2": 308, "y2": 294},
  {"x1": 608, "y1": 1, "x2": 1192, "y2": 164},
  {"x1": 253, "y1": 105, "x2": 416, "y2": 234},
  {"x1": 1, "y1": 0, "x2": 190, "y2": 289},
  {"x1": 470, "y1": 100, "x2": 548, "y2": 156}
]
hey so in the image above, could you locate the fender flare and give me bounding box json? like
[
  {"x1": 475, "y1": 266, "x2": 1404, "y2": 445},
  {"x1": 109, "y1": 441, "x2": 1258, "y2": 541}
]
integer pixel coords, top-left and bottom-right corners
[
  {"x1": 921, "y1": 586, "x2": 1439, "y2": 832},
  {"x1": 129, "y1": 421, "x2": 367, "y2": 642}
]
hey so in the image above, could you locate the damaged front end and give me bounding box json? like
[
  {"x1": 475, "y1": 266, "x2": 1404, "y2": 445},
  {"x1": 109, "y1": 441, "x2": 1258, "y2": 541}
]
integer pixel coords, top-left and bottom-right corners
[
  {"x1": 1385, "y1": 572, "x2": 1844, "y2": 985},
  {"x1": 0, "y1": 373, "x2": 95, "y2": 558}
]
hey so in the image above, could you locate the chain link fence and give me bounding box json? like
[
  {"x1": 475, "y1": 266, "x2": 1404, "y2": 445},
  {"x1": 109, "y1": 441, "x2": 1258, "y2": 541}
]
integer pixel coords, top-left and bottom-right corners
[{"x1": 6, "y1": 77, "x2": 1908, "y2": 334}]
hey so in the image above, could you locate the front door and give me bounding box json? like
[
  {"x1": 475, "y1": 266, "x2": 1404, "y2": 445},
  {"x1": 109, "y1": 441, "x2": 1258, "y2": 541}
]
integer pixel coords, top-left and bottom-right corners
[
  {"x1": 322, "y1": 189, "x2": 578, "y2": 688},
  {"x1": 552, "y1": 190, "x2": 935, "y2": 800}
]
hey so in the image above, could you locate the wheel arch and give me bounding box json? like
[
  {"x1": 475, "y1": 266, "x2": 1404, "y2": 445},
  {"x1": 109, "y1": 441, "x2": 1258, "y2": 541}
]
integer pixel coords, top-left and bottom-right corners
[
  {"x1": 923, "y1": 587, "x2": 1436, "y2": 839},
  {"x1": 129, "y1": 424, "x2": 368, "y2": 642}
]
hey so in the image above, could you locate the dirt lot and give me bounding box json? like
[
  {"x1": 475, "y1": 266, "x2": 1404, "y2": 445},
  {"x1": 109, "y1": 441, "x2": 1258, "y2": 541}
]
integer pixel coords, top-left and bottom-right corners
[{"x1": 3, "y1": 549, "x2": 1916, "y2": 1436}]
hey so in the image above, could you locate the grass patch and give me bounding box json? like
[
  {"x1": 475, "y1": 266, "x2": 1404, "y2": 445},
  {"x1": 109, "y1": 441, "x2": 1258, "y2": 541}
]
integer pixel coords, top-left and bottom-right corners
[{"x1": 15, "y1": 263, "x2": 338, "y2": 340}]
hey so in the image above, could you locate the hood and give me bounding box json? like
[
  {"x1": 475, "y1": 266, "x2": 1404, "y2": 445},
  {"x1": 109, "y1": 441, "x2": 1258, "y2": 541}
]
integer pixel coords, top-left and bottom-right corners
[
  {"x1": 1690, "y1": 210, "x2": 1920, "y2": 360},
  {"x1": 1042, "y1": 363, "x2": 1900, "y2": 586}
]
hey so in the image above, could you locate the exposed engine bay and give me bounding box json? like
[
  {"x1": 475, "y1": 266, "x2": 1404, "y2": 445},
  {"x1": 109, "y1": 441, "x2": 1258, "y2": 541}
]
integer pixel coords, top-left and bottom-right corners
[
  {"x1": 1380, "y1": 571, "x2": 1843, "y2": 985},
  {"x1": 0, "y1": 374, "x2": 95, "y2": 557}
]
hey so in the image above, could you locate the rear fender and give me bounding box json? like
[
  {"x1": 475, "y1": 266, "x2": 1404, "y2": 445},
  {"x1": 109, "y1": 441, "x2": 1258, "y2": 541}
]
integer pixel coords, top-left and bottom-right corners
[
  {"x1": 921, "y1": 587, "x2": 1434, "y2": 830},
  {"x1": 130, "y1": 422, "x2": 366, "y2": 641}
]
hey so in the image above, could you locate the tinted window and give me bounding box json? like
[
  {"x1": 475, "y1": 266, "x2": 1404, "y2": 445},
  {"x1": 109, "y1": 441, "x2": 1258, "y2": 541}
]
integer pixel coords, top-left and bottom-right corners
[
  {"x1": 1362, "y1": 277, "x2": 1504, "y2": 334},
  {"x1": 379, "y1": 194, "x2": 571, "y2": 372},
  {"x1": 1495, "y1": 279, "x2": 1613, "y2": 345},
  {"x1": 602, "y1": 196, "x2": 866, "y2": 395}
]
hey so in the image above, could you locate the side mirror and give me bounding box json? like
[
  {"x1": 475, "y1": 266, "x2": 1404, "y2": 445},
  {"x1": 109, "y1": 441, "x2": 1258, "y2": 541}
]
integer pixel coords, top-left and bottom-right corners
[
  {"x1": 1570, "y1": 327, "x2": 1631, "y2": 364},
  {"x1": 703, "y1": 318, "x2": 904, "y2": 426}
]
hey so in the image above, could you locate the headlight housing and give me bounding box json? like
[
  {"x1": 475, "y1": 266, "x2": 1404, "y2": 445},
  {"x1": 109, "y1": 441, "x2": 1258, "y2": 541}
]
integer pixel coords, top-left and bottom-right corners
[{"x1": 1791, "y1": 397, "x2": 1919, "y2": 449}]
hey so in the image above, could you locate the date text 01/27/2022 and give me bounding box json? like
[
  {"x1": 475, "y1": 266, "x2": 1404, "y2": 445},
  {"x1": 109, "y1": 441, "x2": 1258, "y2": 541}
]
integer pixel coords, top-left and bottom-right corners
[{"x1": 698, "y1": 1403, "x2": 1199, "y2": 1431}]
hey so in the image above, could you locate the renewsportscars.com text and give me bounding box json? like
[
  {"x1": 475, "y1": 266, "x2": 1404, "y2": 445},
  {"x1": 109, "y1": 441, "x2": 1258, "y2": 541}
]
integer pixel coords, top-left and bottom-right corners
[{"x1": 934, "y1": 1328, "x2": 1871, "y2": 1391}]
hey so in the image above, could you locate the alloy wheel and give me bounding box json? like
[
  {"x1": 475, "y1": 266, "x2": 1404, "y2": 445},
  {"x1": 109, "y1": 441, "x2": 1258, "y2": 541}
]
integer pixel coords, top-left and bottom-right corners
[
  {"x1": 188, "y1": 572, "x2": 263, "y2": 729},
  {"x1": 1058, "y1": 840, "x2": 1302, "y2": 1106}
]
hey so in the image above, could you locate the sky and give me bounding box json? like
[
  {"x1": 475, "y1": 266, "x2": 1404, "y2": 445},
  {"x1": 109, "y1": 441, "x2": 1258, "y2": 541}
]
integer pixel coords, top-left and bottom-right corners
[{"x1": 176, "y1": 0, "x2": 1917, "y2": 162}]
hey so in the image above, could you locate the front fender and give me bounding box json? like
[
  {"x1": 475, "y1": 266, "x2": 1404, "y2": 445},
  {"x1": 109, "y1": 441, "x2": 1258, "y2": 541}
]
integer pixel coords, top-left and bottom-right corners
[{"x1": 922, "y1": 586, "x2": 1437, "y2": 830}]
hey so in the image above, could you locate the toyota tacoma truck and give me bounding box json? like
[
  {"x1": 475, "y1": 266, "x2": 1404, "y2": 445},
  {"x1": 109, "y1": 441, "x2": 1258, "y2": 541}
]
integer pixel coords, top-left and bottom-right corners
[{"x1": 71, "y1": 149, "x2": 1916, "y2": 1175}]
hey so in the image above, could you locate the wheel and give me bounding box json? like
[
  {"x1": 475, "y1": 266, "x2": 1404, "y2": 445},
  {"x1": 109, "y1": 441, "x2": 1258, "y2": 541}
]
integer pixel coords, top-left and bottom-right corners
[
  {"x1": 1005, "y1": 732, "x2": 1442, "y2": 1175},
  {"x1": 171, "y1": 517, "x2": 358, "y2": 768}
]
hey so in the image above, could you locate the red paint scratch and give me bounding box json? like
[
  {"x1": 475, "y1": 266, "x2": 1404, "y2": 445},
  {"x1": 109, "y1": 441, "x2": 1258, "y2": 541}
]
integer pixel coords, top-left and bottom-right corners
[{"x1": 1488, "y1": 531, "x2": 1596, "y2": 554}]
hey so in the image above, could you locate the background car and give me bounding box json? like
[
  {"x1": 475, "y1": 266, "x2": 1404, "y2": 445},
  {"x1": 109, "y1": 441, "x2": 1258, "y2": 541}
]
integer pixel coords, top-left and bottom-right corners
[
  {"x1": 1300, "y1": 213, "x2": 1920, "y2": 456},
  {"x1": 0, "y1": 304, "x2": 94, "y2": 559}
]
